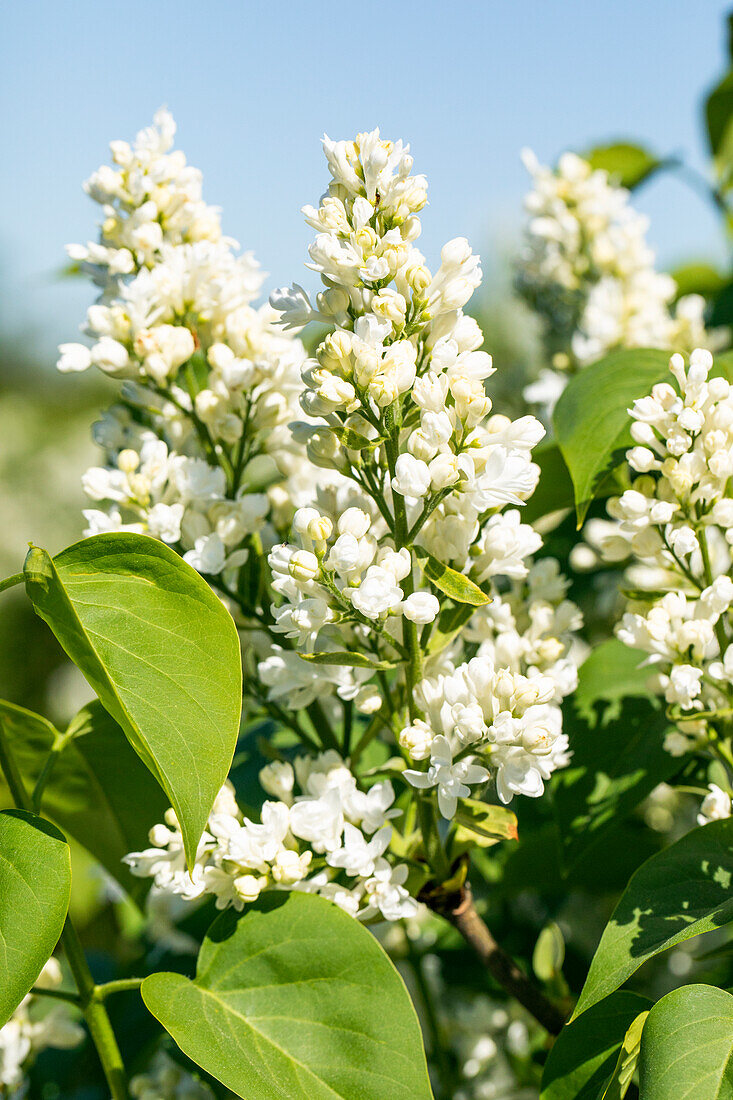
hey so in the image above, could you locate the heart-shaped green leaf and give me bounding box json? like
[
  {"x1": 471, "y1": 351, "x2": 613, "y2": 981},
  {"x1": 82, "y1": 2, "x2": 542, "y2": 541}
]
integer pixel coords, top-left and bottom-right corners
[
  {"x1": 23, "y1": 533, "x2": 242, "y2": 868},
  {"x1": 639, "y1": 985, "x2": 733, "y2": 1099},
  {"x1": 574, "y1": 819, "x2": 733, "y2": 1019},
  {"x1": 0, "y1": 809, "x2": 71, "y2": 1026},
  {"x1": 142, "y1": 892, "x2": 434, "y2": 1100},
  {"x1": 0, "y1": 699, "x2": 168, "y2": 896}
]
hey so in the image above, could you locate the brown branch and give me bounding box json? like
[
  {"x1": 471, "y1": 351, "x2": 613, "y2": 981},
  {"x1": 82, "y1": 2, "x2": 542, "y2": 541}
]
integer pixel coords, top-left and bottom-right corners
[{"x1": 428, "y1": 885, "x2": 566, "y2": 1036}]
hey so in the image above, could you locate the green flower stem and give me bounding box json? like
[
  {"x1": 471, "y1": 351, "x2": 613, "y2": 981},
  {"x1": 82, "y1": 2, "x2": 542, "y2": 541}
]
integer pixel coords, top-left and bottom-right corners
[
  {"x1": 0, "y1": 718, "x2": 129, "y2": 1099},
  {"x1": 0, "y1": 572, "x2": 23, "y2": 595}
]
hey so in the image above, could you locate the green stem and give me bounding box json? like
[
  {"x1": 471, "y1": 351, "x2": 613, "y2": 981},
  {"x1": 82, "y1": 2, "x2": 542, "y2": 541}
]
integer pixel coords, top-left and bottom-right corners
[
  {"x1": 0, "y1": 572, "x2": 24, "y2": 595},
  {"x1": 417, "y1": 796, "x2": 450, "y2": 881},
  {"x1": 698, "y1": 526, "x2": 729, "y2": 657},
  {"x1": 62, "y1": 921, "x2": 129, "y2": 1100},
  {"x1": 0, "y1": 719, "x2": 129, "y2": 1099},
  {"x1": 31, "y1": 750, "x2": 60, "y2": 814},
  {"x1": 30, "y1": 986, "x2": 81, "y2": 1005},
  {"x1": 94, "y1": 977, "x2": 144, "y2": 1000}
]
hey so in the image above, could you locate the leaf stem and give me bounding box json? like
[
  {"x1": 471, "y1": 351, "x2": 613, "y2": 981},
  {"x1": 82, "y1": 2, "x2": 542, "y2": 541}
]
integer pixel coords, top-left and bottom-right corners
[
  {"x1": 31, "y1": 749, "x2": 60, "y2": 814},
  {"x1": 0, "y1": 572, "x2": 24, "y2": 596},
  {"x1": 30, "y1": 986, "x2": 81, "y2": 1005}
]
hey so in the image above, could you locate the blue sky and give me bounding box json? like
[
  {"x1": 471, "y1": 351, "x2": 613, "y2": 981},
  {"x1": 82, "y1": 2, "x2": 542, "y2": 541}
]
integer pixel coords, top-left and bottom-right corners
[{"x1": 2, "y1": 0, "x2": 732, "y2": 359}]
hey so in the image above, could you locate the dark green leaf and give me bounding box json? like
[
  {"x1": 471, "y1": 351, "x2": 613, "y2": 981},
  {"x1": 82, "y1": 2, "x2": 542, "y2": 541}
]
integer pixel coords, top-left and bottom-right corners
[
  {"x1": 706, "y1": 69, "x2": 733, "y2": 156},
  {"x1": 0, "y1": 810, "x2": 71, "y2": 1027},
  {"x1": 584, "y1": 142, "x2": 661, "y2": 189},
  {"x1": 553, "y1": 640, "x2": 677, "y2": 869},
  {"x1": 600, "y1": 1008, "x2": 648, "y2": 1100},
  {"x1": 23, "y1": 534, "x2": 242, "y2": 869},
  {"x1": 523, "y1": 443, "x2": 575, "y2": 523},
  {"x1": 142, "y1": 892, "x2": 434, "y2": 1100},
  {"x1": 573, "y1": 819, "x2": 733, "y2": 1019},
  {"x1": 414, "y1": 547, "x2": 489, "y2": 606},
  {"x1": 541, "y1": 992, "x2": 651, "y2": 1100},
  {"x1": 0, "y1": 699, "x2": 168, "y2": 897},
  {"x1": 639, "y1": 985, "x2": 733, "y2": 1099}
]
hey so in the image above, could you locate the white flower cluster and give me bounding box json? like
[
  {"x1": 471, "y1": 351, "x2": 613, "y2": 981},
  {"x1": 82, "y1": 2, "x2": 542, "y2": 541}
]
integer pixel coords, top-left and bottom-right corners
[
  {"x1": 403, "y1": 561, "x2": 580, "y2": 810},
  {"x1": 125, "y1": 761, "x2": 417, "y2": 924},
  {"x1": 264, "y1": 129, "x2": 579, "y2": 817},
  {"x1": 0, "y1": 959, "x2": 83, "y2": 1094},
  {"x1": 518, "y1": 150, "x2": 712, "y2": 412},
  {"x1": 130, "y1": 1051, "x2": 215, "y2": 1100},
  {"x1": 59, "y1": 109, "x2": 310, "y2": 577},
  {"x1": 596, "y1": 351, "x2": 733, "y2": 812}
]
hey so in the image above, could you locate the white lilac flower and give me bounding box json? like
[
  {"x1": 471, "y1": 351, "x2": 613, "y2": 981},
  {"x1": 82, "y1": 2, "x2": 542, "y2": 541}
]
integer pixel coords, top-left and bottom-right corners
[
  {"x1": 405, "y1": 736, "x2": 489, "y2": 819},
  {"x1": 596, "y1": 351, "x2": 733, "y2": 818},
  {"x1": 518, "y1": 150, "x2": 717, "y2": 418}
]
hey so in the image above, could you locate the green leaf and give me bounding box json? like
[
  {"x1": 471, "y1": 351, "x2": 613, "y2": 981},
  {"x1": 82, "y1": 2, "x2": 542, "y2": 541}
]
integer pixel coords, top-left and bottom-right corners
[
  {"x1": 670, "y1": 261, "x2": 726, "y2": 301},
  {"x1": 541, "y1": 992, "x2": 651, "y2": 1100},
  {"x1": 142, "y1": 892, "x2": 434, "y2": 1100},
  {"x1": 600, "y1": 1009, "x2": 648, "y2": 1100},
  {"x1": 523, "y1": 443, "x2": 575, "y2": 523},
  {"x1": 706, "y1": 68, "x2": 733, "y2": 157},
  {"x1": 0, "y1": 699, "x2": 168, "y2": 897},
  {"x1": 584, "y1": 142, "x2": 661, "y2": 189},
  {"x1": 0, "y1": 809, "x2": 71, "y2": 1027},
  {"x1": 426, "y1": 602, "x2": 477, "y2": 655},
  {"x1": 414, "y1": 547, "x2": 489, "y2": 606},
  {"x1": 553, "y1": 640, "x2": 678, "y2": 869},
  {"x1": 23, "y1": 534, "x2": 242, "y2": 869},
  {"x1": 553, "y1": 348, "x2": 671, "y2": 525},
  {"x1": 573, "y1": 819, "x2": 733, "y2": 1019},
  {"x1": 639, "y1": 985, "x2": 733, "y2": 1099},
  {"x1": 533, "y1": 922, "x2": 565, "y2": 982},
  {"x1": 454, "y1": 798, "x2": 518, "y2": 845},
  {"x1": 299, "y1": 651, "x2": 396, "y2": 670},
  {"x1": 329, "y1": 425, "x2": 383, "y2": 451}
]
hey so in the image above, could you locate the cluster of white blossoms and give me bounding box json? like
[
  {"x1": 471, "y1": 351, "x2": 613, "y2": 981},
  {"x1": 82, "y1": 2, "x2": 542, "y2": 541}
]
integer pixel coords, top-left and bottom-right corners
[
  {"x1": 58, "y1": 109, "x2": 311, "y2": 580},
  {"x1": 518, "y1": 150, "x2": 713, "y2": 412},
  {"x1": 74, "y1": 123, "x2": 583, "y2": 924},
  {"x1": 404, "y1": 560, "x2": 580, "y2": 810},
  {"x1": 130, "y1": 1051, "x2": 215, "y2": 1100},
  {"x1": 0, "y1": 959, "x2": 83, "y2": 1094},
  {"x1": 266, "y1": 129, "x2": 580, "y2": 816},
  {"x1": 595, "y1": 350, "x2": 733, "y2": 821},
  {"x1": 126, "y1": 762, "x2": 417, "y2": 923}
]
